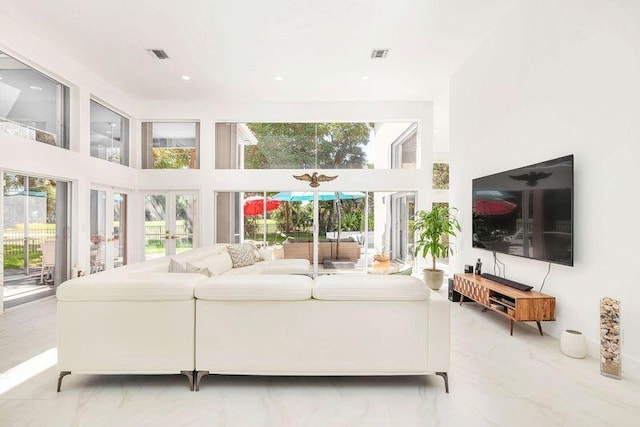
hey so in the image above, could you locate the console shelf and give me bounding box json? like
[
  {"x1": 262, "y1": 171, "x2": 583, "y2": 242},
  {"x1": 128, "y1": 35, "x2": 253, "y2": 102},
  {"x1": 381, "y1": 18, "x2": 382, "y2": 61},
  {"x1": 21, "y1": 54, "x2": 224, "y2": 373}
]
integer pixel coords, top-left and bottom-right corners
[{"x1": 454, "y1": 273, "x2": 556, "y2": 336}]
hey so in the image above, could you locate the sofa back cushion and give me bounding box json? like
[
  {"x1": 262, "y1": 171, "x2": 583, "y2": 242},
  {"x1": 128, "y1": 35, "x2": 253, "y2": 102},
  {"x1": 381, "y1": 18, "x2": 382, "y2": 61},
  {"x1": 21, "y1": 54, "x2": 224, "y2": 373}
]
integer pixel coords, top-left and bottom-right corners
[
  {"x1": 313, "y1": 275, "x2": 428, "y2": 301},
  {"x1": 195, "y1": 274, "x2": 313, "y2": 301}
]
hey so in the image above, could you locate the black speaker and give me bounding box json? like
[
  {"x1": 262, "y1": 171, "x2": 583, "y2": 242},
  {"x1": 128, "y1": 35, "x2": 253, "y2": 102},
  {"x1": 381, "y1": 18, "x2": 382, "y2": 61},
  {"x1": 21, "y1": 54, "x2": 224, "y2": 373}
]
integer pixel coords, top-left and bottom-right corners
[{"x1": 448, "y1": 278, "x2": 461, "y2": 302}]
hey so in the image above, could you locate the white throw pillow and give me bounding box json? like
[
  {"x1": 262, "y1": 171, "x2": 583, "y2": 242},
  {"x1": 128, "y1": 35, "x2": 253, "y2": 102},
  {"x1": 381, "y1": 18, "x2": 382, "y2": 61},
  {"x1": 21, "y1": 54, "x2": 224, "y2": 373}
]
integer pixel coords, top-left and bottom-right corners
[
  {"x1": 168, "y1": 258, "x2": 186, "y2": 273},
  {"x1": 259, "y1": 247, "x2": 274, "y2": 261},
  {"x1": 186, "y1": 262, "x2": 211, "y2": 276},
  {"x1": 198, "y1": 252, "x2": 233, "y2": 276}
]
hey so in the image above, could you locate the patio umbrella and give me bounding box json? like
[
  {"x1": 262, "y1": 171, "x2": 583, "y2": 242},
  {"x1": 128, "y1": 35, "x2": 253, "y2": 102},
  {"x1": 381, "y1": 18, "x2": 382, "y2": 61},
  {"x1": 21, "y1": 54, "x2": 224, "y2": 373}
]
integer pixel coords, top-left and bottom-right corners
[
  {"x1": 270, "y1": 191, "x2": 366, "y2": 262},
  {"x1": 270, "y1": 191, "x2": 365, "y2": 202},
  {"x1": 243, "y1": 196, "x2": 282, "y2": 216}
]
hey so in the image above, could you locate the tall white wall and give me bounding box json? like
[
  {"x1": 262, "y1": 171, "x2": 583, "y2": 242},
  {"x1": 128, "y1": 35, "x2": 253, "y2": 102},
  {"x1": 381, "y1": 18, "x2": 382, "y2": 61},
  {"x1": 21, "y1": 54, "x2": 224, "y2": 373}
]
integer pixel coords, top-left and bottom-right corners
[{"x1": 450, "y1": 0, "x2": 640, "y2": 378}]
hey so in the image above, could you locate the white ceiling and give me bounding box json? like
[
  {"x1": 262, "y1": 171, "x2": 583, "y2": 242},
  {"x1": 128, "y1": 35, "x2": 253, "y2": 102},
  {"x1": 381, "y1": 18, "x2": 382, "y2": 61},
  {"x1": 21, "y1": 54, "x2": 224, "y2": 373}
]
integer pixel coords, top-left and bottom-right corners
[{"x1": 0, "y1": 0, "x2": 515, "y2": 103}]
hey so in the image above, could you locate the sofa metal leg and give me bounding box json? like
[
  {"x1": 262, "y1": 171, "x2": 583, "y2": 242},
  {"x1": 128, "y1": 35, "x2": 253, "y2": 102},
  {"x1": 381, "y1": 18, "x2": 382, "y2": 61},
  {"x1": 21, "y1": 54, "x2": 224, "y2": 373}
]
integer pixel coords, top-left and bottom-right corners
[
  {"x1": 435, "y1": 372, "x2": 449, "y2": 393},
  {"x1": 194, "y1": 371, "x2": 209, "y2": 392},
  {"x1": 180, "y1": 370, "x2": 195, "y2": 391},
  {"x1": 57, "y1": 371, "x2": 71, "y2": 392}
]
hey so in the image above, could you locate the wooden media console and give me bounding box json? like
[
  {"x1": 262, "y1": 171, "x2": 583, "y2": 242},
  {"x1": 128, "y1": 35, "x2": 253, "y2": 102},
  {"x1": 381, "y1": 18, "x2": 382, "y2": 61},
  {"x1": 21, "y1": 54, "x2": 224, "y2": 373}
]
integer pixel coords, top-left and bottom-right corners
[{"x1": 453, "y1": 273, "x2": 556, "y2": 336}]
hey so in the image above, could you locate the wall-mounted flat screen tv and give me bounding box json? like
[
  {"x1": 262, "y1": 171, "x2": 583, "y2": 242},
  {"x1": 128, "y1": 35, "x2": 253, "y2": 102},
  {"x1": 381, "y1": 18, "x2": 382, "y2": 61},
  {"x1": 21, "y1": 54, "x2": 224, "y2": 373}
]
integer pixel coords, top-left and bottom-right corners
[{"x1": 472, "y1": 155, "x2": 573, "y2": 266}]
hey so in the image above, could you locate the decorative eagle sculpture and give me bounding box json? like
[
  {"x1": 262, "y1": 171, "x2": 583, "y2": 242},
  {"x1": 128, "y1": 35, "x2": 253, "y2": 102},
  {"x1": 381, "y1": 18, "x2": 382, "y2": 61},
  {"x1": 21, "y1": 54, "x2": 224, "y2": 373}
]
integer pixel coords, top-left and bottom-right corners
[
  {"x1": 293, "y1": 172, "x2": 338, "y2": 188},
  {"x1": 509, "y1": 171, "x2": 552, "y2": 187}
]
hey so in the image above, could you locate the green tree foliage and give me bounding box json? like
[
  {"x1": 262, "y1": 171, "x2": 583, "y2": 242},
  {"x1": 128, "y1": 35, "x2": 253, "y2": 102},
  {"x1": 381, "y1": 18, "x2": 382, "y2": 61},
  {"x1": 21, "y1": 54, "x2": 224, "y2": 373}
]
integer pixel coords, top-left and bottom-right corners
[
  {"x1": 245, "y1": 123, "x2": 370, "y2": 169},
  {"x1": 153, "y1": 148, "x2": 194, "y2": 169}
]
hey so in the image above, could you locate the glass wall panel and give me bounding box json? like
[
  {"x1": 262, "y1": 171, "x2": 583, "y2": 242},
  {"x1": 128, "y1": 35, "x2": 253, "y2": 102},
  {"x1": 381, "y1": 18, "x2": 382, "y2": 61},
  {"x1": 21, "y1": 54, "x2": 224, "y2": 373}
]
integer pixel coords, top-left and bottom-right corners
[
  {"x1": 215, "y1": 190, "x2": 415, "y2": 275},
  {"x1": 215, "y1": 122, "x2": 418, "y2": 170},
  {"x1": 0, "y1": 50, "x2": 69, "y2": 148},
  {"x1": 90, "y1": 100, "x2": 130, "y2": 165},
  {"x1": 141, "y1": 122, "x2": 199, "y2": 169}
]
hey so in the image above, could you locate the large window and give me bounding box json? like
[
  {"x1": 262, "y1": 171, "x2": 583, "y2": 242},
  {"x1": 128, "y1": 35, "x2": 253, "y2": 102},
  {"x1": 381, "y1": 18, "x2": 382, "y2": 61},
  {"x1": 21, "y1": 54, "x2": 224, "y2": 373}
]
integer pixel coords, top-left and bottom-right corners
[
  {"x1": 216, "y1": 122, "x2": 418, "y2": 170},
  {"x1": 0, "y1": 50, "x2": 69, "y2": 148},
  {"x1": 90, "y1": 100, "x2": 130, "y2": 165},
  {"x1": 391, "y1": 124, "x2": 417, "y2": 169},
  {"x1": 215, "y1": 190, "x2": 415, "y2": 275},
  {"x1": 2, "y1": 172, "x2": 70, "y2": 309},
  {"x1": 141, "y1": 122, "x2": 199, "y2": 169}
]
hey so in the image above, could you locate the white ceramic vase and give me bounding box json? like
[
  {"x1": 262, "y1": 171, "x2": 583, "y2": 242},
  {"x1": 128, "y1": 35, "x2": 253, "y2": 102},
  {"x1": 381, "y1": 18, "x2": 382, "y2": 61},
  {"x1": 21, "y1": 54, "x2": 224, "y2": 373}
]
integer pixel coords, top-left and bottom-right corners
[{"x1": 560, "y1": 329, "x2": 587, "y2": 359}]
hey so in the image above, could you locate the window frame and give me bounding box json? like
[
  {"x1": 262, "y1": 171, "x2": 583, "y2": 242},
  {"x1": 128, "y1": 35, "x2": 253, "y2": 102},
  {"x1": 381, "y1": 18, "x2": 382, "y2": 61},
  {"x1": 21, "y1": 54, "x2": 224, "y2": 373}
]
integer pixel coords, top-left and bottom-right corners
[
  {"x1": 141, "y1": 121, "x2": 200, "y2": 169},
  {"x1": 89, "y1": 99, "x2": 131, "y2": 166}
]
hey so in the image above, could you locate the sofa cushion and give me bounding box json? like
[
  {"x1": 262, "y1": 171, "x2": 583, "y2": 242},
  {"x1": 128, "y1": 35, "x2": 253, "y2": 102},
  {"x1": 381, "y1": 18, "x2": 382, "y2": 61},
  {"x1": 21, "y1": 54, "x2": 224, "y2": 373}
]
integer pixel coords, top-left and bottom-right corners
[
  {"x1": 312, "y1": 274, "x2": 428, "y2": 301},
  {"x1": 56, "y1": 273, "x2": 206, "y2": 302},
  {"x1": 195, "y1": 274, "x2": 313, "y2": 301},
  {"x1": 227, "y1": 243, "x2": 257, "y2": 268}
]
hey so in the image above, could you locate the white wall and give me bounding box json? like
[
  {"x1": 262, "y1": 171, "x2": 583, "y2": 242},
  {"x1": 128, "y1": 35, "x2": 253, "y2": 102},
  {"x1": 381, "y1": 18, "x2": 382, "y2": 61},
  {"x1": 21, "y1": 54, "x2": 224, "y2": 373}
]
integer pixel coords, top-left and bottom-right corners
[{"x1": 450, "y1": 0, "x2": 640, "y2": 379}]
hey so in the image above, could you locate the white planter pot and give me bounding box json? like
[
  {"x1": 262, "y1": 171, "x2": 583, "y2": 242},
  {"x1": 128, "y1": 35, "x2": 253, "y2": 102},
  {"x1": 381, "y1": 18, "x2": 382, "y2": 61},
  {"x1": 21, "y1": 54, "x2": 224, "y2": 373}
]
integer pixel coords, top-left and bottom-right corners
[
  {"x1": 560, "y1": 329, "x2": 587, "y2": 359},
  {"x1": 423, "y1": 269, "x2": 444, "y2": 290}
]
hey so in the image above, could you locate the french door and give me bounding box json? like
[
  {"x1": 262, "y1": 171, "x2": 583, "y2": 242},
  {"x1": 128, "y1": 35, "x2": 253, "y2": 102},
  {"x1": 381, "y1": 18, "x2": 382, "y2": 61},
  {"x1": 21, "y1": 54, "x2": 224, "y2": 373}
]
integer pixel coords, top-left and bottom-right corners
[
  {"x1": 89, "y1": 188, "x2": 129, "y2": 273},
  {"x1": 144, "y1": 192, "x2": 197, "y2": 260},
  {"x1": 389, "y1": 192, "x2": 415, "y2": 263}
]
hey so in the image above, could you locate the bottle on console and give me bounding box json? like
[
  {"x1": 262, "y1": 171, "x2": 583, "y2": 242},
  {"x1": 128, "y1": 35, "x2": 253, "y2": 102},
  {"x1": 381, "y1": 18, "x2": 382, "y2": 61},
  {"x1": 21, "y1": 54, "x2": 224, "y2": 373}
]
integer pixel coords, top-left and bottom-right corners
[{"x1": 475, "y1": 258, "x2": 482, "y2": 275}]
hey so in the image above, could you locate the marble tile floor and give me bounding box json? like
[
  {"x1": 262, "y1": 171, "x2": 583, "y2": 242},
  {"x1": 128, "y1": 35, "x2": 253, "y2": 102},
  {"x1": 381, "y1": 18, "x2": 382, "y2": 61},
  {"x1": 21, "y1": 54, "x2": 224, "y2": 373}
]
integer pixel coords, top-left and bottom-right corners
[{"x1": 0, "y1": 295, "x2": 638, "y2": 427}]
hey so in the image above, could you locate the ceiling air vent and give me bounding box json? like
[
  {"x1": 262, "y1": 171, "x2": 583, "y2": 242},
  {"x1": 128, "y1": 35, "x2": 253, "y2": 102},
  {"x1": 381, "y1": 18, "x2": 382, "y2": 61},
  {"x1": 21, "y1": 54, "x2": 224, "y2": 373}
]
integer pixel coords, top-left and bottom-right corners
[
  {"x1": 147, "y1": 49, "x2": 169, "y2": 59},
  {"x1": 370, "y1": 49, "x2": 389, "y2": 59}
]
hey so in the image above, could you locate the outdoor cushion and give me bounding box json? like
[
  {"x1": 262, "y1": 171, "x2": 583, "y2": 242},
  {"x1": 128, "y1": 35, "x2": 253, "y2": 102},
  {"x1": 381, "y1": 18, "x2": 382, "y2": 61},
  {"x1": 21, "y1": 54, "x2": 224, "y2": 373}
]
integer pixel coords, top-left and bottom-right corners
[{"x1": 312, "y1": 274, "x2": 428, "y2": 301}]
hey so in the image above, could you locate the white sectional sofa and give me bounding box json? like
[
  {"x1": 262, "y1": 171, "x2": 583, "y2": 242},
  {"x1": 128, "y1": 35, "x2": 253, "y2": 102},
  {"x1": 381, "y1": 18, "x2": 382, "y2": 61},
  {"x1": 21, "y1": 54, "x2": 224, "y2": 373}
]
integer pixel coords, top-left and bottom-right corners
[{"x1": 56, "y1": 245, "x2": 450, "y2": 393}]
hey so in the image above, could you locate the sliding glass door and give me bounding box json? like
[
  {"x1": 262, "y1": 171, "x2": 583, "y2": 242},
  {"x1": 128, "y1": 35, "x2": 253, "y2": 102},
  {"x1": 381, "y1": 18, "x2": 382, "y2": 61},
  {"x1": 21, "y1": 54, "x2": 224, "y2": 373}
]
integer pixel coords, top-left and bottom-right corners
[{"x1": 1, "y1": 172, "x2": 69, "y2": 309}]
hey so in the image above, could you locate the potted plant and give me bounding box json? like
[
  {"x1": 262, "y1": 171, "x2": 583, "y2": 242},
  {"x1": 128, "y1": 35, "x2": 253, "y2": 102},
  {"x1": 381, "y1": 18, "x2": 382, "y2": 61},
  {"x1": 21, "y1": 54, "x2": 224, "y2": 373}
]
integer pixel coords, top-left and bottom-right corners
[{"x1": 412, "y1": 205, "x2": 461, "y2": 290}]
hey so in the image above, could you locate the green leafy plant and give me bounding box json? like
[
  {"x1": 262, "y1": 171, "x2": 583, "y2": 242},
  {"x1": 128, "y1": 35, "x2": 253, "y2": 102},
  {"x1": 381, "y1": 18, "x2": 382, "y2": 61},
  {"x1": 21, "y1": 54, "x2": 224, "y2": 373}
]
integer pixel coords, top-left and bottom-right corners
[{"x1": 412, "y1": 205, "x2": 461, "y2": 271}]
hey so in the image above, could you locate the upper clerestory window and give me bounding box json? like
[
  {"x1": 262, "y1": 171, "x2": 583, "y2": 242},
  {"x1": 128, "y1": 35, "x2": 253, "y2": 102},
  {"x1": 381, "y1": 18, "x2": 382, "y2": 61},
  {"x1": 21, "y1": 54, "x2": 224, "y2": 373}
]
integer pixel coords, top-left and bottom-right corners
[{"x1": 0, "y1": 50, "x2": 69, "y2": 149}]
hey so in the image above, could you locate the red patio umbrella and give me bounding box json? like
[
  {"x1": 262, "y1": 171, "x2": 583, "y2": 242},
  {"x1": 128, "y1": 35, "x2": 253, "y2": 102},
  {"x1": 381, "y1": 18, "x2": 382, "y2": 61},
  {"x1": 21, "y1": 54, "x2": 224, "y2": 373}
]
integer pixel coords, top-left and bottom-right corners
[
  {"x1": 475, "y1": 199, "x2": 517, "y2": 216},
  {"x1": 243, "y1": 196, "x2": 282, "y2": 216}
]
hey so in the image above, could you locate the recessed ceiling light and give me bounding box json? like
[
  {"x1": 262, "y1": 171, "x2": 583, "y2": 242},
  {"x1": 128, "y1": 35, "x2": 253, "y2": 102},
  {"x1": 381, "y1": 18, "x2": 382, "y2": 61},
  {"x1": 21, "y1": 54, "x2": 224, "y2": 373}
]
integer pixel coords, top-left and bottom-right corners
[
  {"x1": 181, "y1": 75, "x2": 191, "y2": 81},
  {"x1": 275, "y1": 76, "x2": 284, "y2": 82},
  {"x1": 29, "y1": 85, "x2": 43, "y2": 91},
  {"x1": 361, "y1": 76, "x2": 369, "y2": 81},
  {"x1": 105, "y1": 130, "x2": 112, "y2": 134}
]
